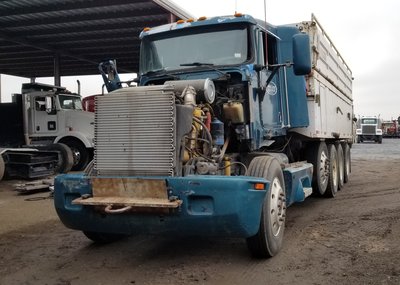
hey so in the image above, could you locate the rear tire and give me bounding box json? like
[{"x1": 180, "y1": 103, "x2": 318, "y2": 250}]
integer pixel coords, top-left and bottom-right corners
[
  {"x1": 306, "y1": 142, "x2": 329, "y2": 196},
  {"x1": 342, "y1": 143, "x2": 351, "y2": 183},
  {"x1": 83, "y1": 231, "x2": 127, "y2": 244},
  {"x1": 0, "y1": 155, "x2": 5, "y2": 181},
  {"x1": 246, "y1": 156, "x2": 286, "y2": 258},
  {"x1": 336, "y1": 143, "x2": 344, "y2": 190},
  {"x1": 325, "y1": 144, "x2": 338, "y2": 198}
]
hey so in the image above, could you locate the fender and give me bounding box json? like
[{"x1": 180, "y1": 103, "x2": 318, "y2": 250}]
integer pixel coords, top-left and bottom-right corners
[{"x1": 54, "y1": 131, "x2": 93, "y2": 148}]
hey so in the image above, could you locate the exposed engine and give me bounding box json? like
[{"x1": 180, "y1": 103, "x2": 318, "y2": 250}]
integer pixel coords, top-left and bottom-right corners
[
  {"x1": 93, "y1": 77, "x2": 249, "y2": 177},
  {"x1": 164, "y1": 78, "x2": 247, "y2": 177}
]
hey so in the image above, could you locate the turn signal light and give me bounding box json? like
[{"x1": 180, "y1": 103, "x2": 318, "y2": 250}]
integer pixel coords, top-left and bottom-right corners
[
  {"x1": 198, "y1": 16, "x2": 207, "y2": 21},
  {"x1": 234, "y1": 13, "x2": 243, "y2": 17},
  {"x1": 143, "y1": 27, "x2": 151, "y2": 32},
  {"x1": 254, "y1": 183, "x2": 265, "y2": 190},
  {"x1": 177, "y1": 19, "x2": 185, "y2": 24}
]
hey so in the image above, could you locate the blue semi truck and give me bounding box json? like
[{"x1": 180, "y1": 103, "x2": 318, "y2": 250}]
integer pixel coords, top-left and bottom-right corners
[{"x1": 54, "y1": 14, "x2": 353, "y2": 258}]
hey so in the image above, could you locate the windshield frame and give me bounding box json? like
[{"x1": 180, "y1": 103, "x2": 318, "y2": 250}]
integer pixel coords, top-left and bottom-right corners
[
  {"x1": 139, "y1": 23, "x2": 253, "y2": 75},
  {"x1": 58, "y1": 94, "x2": 83, "y2": 111},
  {"x1": 361, "y1": 118, "x2": 378, "y2": 124}
]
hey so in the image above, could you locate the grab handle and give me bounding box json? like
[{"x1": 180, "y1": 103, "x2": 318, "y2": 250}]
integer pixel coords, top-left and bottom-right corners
[{"x1": 104, "y1": 204, "x2": 132, "y2": 214}]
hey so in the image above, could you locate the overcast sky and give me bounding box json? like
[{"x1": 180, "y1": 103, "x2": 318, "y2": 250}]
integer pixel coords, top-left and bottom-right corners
[{"x1": 1, "y1": 0, "x2": 399, "y2": 120}]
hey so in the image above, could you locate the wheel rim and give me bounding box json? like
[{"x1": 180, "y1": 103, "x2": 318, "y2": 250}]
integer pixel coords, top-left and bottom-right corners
[
  {"x1": 339, "y1": 153, "x2": 344, "y2": 182},
  {"x1": 332, "y1": 153, "x2": 338, "y2": 188},
  {"x1": 345, "y1": 150, "x2": 350, "y2": 176},
  {"x1": 269, "y1": 177, "x2": 286, "y2": 237},
  {"x1": 320, "y1": 150, "x2": 329, "y2": 185},
  {"x1": 70, "y1": 147, "x2": 81, "y2": 166}
]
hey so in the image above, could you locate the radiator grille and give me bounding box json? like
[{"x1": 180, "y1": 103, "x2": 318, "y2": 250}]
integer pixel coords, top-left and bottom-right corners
[
  {"x1": 362, "y1": 125, "x2": 376, "y2": 135},
  {"x1": 94, "y1": 86, "x2": 176, "y2": 176}
]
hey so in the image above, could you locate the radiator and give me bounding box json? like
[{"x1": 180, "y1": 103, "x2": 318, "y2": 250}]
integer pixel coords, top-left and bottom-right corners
[{"x1": 94, "y1": 86, "x2": 176, "y2": 176}]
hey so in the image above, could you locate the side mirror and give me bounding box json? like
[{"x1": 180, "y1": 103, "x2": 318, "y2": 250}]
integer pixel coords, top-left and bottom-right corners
[
  {"x1": 45, "y1": 96, "x2": 53, "y2": 114},
  {"x1": 292, "y1": 34, "x2": 312, "y2": 75}
]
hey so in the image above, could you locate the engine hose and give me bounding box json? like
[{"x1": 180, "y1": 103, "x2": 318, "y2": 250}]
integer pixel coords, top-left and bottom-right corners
[{"x1": 192, "y1": 116, "x2": 213, "y2": 156}]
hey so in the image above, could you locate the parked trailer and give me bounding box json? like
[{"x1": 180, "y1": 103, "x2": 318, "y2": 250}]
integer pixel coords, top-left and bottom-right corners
[{"x1": 55, "y1": 14, "x2": 353, "y2": 258}]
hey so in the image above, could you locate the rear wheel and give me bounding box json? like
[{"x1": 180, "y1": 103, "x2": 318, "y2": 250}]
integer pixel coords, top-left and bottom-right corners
[
  {"x1": 306, "y1": 142, "x2": 329, "y2": 196},
  {"x1": 336, "y1": 143, "x2": 344, "y2": 190},
  {"x1": 342, "y1": 143, "x2": 351, "y2": 183},
  {"x1": 325, "y1": 144, "x2": 338, "y2": 198},
  {"x1": 83, "y1": 231, "x2": 127, "y2": 244},
  {"x1": 0, "y1": 155, "x2": 5, "y2": 181},
  {"x1": 246, "y1": 156, "x2": 286, "y2": 258}
]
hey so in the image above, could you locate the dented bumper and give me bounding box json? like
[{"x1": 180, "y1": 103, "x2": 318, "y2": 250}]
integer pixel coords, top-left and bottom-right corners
[{"x1": 54, "y1": 174, "x2": 268, "y2": 238}]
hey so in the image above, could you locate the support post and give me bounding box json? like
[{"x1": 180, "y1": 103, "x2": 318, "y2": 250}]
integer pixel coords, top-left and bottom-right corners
[{"x1": 54, "y1": 53, "x2": 61, "y2": 86}]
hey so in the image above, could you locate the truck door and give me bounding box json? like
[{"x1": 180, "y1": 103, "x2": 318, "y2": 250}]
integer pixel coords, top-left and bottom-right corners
[
  {"x1": 257, "y1": 30, "x2": 282, "y2": 130},
  {"x1": 32, "y1": 95, "x2": 59, "y2": 135}
]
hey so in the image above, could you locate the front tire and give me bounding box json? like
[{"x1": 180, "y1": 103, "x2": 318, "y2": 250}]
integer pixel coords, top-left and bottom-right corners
[
  {"x1": 246, "y1": 156, "x2": 286, "y2": 258},
  {"x1": 46, "y1": 143, "x2": 74, "y2": 173},
  {"x1": 63, "y1": 139, "x2": 90, "y2": 171}
]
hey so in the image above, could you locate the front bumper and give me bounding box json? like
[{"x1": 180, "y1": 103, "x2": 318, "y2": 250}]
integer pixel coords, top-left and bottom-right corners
[{"x1": 54, "y1": 174, "x2": 268, "y2": 238}]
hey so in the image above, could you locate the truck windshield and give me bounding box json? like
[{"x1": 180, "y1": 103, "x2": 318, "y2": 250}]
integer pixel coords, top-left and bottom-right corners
[
  {"x1": 140, "y1": 26, "x2": 249, "y2": 74},
  {"x1": 58, "y1": 95, "x2": 83, "y2": 110},
  {"x1": 362, "y1": 119, "x2": 377, "y2": 124}
]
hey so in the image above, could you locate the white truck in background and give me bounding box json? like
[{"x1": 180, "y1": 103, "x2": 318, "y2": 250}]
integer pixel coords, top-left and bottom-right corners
[
  {"x1": 0, "y1": 83, "x2": 94, "y2": 181},
  {"x1": 356, "y1": 116, "x2": 382, "y2": 143}
]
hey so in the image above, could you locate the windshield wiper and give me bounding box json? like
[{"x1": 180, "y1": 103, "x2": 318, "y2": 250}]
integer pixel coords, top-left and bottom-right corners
[
  {"x1": 180, "y1": 62, "x2": 214, "y2": 67},
  {"x1": 180, "y1": 62, "x2": 230, "y2": 80},
  {"x1": 144, "y1": 68, "x2": 178, "y2": 79}
]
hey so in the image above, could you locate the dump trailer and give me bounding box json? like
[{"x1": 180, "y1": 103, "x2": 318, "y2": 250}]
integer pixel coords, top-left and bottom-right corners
[
  {"x1": 55, "y1": 14, "x2": 353, "y2": 258},
  {"x1": 0, "y1": 83, "x2": 95, "y2": 181}
]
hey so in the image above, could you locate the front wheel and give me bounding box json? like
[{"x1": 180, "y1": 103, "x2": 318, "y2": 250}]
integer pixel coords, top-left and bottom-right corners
[
  {"x1": 246, "y1": 156, "x2": 286, "y2": 258},
  {"x1": 63, "y1": 140, "x2": 90, "y2": 171},
  {"x1": 46, "y1": 143, "x2": 74, "y2": 173}
]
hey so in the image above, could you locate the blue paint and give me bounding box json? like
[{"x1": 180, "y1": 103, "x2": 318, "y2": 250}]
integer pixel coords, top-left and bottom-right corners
[{"x1": 54, "y1": 174, "x2": 268, "y2": 238}]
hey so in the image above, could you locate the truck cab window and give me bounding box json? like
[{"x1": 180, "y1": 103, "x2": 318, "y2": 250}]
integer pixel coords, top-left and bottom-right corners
[
  {"x1": 267, "y1": 33, "x2": 278, "y2": 68},
  {"x1": 35, "y1": 97, "x2": 46, "y2": 111},
  {"x1": 58, "y1": 95, "x2": 83, "y2": 110}
]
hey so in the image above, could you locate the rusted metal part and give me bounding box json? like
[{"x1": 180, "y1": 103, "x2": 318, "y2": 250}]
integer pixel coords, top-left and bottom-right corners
[
  {"x1": 91, "y1": 177, "x2": 168, "y2": 199},
  {"x1": 72, "y1": 196, "x2": 182, "y2": 208},
  {"x1": 72, "y1": 177, "x2": 182, "y2": 212},
  {"x1": 14, "y1": 178, "x2": 53, "y2": 194},
  {"x1": 104, "y1": 204, "x2": 132, "y2": 214}
]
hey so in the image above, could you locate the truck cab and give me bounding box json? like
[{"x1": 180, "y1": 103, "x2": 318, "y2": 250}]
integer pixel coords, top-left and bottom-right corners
[
  {"x1": 54, "y1": 14, "x2": 353, "y2": 258},
  {"x1": 21, "y1": 83, "x2": 94, "y2": 170},
  {"x1": 356, "y1": 116, "x2": 382, "y2": 143}
]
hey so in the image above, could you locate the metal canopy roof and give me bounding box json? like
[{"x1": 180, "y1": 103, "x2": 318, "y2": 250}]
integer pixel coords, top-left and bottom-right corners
[{"x1": 0, "y1": 0, "x2": 192, "y2": 78}]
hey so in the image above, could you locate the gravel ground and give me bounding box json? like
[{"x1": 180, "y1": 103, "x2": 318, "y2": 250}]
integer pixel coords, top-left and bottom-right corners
[{"x1": 0, "y1": 139, "x2": 399, "y2": 285}]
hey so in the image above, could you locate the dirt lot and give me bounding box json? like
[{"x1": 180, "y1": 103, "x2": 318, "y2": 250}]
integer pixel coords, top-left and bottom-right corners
[{"x1": 0, "y1": 139, "x2": 399, "y2": 285}]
